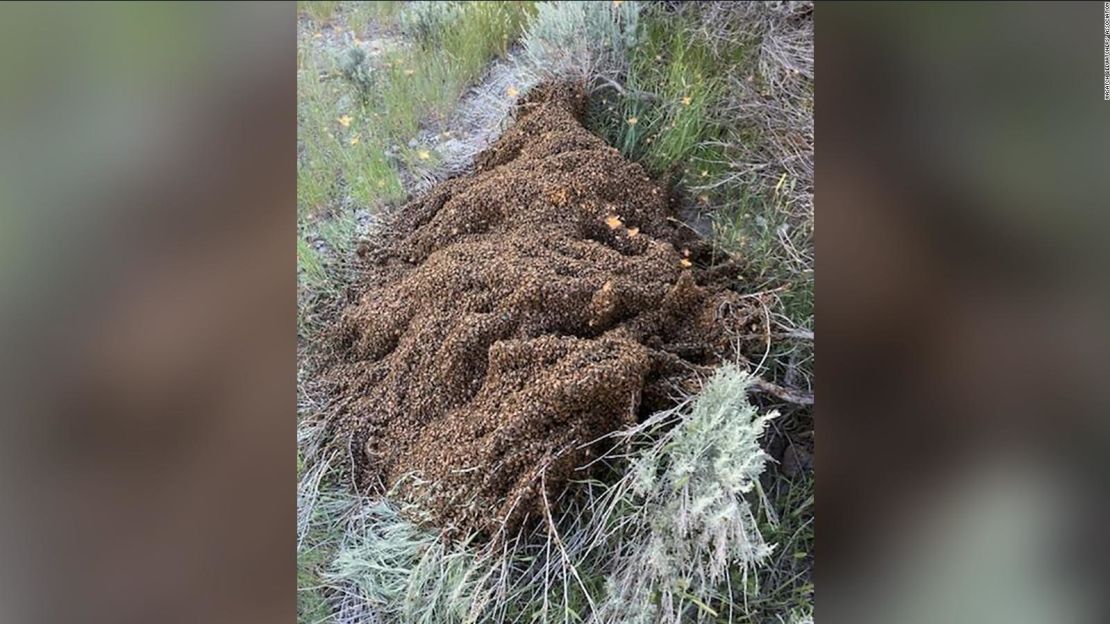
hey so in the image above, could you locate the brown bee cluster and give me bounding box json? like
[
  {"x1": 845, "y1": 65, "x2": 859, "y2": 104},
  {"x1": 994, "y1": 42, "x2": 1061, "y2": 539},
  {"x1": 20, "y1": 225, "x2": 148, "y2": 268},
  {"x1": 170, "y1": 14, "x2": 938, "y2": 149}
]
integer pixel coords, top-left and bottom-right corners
[{"x1": 322, "y1": 83, "x2": 761, "y2": 538}]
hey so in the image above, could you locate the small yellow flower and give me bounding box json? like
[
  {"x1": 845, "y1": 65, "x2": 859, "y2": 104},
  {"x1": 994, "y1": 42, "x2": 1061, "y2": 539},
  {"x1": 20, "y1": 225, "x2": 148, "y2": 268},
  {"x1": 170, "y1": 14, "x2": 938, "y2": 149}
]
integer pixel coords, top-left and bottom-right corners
[
  {"x1": 417, "y1": 149, "x2": 431, "y2": 160},
  {"x1": 627, "y1": 116, "x2": 638, "y2": 126},
  {"x1": 679, "y1": 258, "x2": 693, "y2": 268},
  {"x1": 349, "y1": 134, "x2": 360, "y2": 145},
  {"x1": 337, "y1": 114, "x2": 352, "y2": 127},
  {"x1": 700, "y1": 170, "x2": 708, "y2": 177},
  {"x1": 681, "y1": 96, "x2": 692, "y2": 106},
  {"x1": 506, "y1": 85, "x2": 520, "y2": 98},
  {"x1": 605, "y1": 214, "x2": 623, "y2": 229},
  {"x1": 377, "y1": 180, "x2": 386, "y2": 188},
  {"x1": 627, "y1": 227, "x2": 640, "y2": 237}
]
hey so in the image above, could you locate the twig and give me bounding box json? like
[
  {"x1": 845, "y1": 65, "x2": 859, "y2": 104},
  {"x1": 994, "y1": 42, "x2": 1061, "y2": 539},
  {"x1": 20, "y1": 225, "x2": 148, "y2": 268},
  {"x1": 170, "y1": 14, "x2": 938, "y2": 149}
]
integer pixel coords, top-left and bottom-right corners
[{"x1": 749, "y1": 377, "x2": 813, "y2": 406}]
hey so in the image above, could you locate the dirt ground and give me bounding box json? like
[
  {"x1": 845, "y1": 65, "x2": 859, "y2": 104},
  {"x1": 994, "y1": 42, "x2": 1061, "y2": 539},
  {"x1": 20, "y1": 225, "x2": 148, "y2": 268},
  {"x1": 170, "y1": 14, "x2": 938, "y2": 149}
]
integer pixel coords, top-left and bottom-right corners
[{"x1": 320, "y1": 84, "x2": 765, "y2": 537}]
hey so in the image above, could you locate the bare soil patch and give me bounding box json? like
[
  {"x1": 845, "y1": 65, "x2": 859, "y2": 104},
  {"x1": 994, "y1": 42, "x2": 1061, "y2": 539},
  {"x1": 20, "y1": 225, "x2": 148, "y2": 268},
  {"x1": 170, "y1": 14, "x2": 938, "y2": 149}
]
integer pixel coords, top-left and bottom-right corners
[{"x1": 321, "y1": 84, "x2": 763, "y2": 537}]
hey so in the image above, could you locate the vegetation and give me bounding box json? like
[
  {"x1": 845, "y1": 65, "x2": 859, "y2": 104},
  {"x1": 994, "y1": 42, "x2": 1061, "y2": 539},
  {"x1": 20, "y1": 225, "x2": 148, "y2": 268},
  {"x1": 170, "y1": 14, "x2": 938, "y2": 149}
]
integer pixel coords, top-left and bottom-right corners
[
  {"x1": 296, "y1": 2, "x2": 814, "y2": 622},
  {"x1": 316, "y1": 366, "x2": 780, "y2": 624}
]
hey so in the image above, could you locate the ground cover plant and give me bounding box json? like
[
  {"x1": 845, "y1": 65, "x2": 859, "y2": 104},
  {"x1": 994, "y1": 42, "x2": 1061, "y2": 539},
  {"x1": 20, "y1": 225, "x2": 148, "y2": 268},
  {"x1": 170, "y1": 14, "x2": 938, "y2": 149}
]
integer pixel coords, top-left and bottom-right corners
[{"x1": 297, "y1": 2, "x2": 813, "y2": 623}]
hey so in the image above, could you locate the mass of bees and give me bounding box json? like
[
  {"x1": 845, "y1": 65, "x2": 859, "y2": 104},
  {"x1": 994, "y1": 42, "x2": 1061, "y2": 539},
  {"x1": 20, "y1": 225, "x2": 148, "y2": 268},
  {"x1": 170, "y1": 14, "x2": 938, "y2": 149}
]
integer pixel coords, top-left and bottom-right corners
[{"x1": 320, "y1": 84, "x2": 765, "y2": 538}]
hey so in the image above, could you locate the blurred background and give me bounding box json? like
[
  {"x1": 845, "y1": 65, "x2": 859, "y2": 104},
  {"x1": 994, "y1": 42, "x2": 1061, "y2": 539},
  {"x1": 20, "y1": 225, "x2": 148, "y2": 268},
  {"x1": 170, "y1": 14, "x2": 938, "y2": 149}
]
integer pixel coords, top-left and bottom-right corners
[
  {"x1": 818, "y1": 2, "x2": 1108, "y2": 623},
  {"x1": 0, "y1": 2, "x2": 1105, "y2": 623},
  {"x1": 0, "y1": 3, "x2": 296, "y2": 623}
]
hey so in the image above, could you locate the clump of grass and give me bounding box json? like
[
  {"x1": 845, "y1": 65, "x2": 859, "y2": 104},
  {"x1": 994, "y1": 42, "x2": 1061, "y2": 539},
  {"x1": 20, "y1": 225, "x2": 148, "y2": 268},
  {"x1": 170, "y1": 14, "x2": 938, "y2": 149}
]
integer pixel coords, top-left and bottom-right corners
[
  {"x1": 327, "y1": 500, "x2": 499, "y2": 624},
  {"x1": 299, "y1": 1, "x2": 340, "y2": 25},
  {"x1": 297, "y1": 451, "x2": 358, "y2": 624},
  {"x1": 742, "y1": 468, "x2": 815, "y2": 624},
  {"x1": 348, "y1": 1, "x2": 401, "y2": 35},
  {"x1": 298, "y1": 47, "x2": 344, "y2": 220},
  {"x1": 439, "y1": 2, "x2": 534, "y2": 84},
  {"x1": 585, "y1": 5, "x2": 725, "y2": 180},
  {"x1": 297, "y1": 238, "x2": 328, "y2": 297}
]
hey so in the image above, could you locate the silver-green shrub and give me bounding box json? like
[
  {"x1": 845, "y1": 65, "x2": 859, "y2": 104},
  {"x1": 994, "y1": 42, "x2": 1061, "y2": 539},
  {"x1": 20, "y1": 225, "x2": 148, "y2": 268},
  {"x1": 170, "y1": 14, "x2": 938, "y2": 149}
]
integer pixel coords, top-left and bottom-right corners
[
  {"x1": 399, "y1": 1, "x2": 464, "y2": 46},
  {"x1": 593, "y1": 364, "x2": 777, "y2": 622},
  {"x1": 520, "y1": 0, "x2": 641, "y2": 81}
]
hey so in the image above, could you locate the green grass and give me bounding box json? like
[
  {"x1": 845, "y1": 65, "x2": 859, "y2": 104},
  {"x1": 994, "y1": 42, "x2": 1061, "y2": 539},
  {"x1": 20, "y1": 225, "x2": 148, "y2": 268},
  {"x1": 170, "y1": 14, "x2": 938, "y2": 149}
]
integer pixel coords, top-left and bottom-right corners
[
  {"x1": 711, "y1": 178, "x2": 814, "y2": 320},
  {"x1": 586, "y1": 7, "x2": 732, "y2": 180},
  {"x1": 740, "y1": 469, "x2": 815, "y2": 623},
  {"x1": 298, "y1": 1, "x2": 340, "y2": 25},
  {"x1": 297, "y1": 238, "x2": 327, "y2": 294},
  {"x1": 297, "y1": 450, "x2": 347, "y2": 624},
  {"x1": 348, "y1": 1, "x2": 402, "y2": 35}
]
